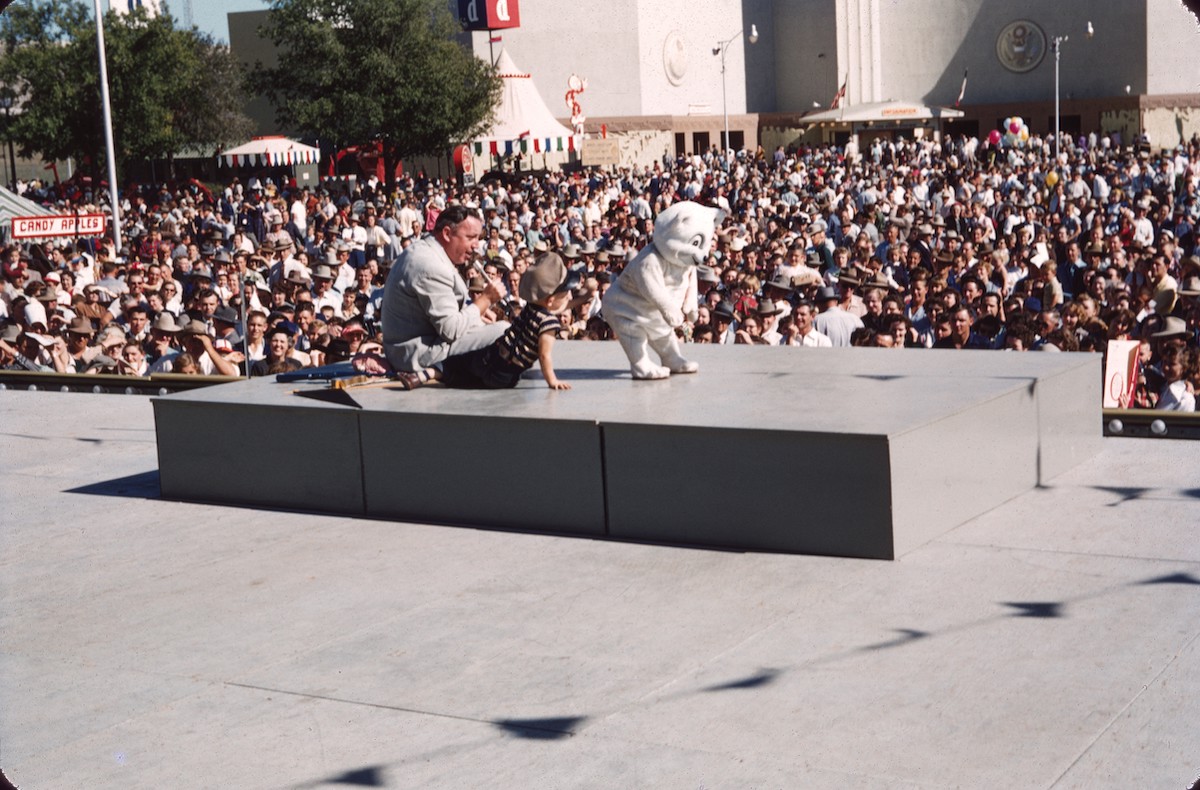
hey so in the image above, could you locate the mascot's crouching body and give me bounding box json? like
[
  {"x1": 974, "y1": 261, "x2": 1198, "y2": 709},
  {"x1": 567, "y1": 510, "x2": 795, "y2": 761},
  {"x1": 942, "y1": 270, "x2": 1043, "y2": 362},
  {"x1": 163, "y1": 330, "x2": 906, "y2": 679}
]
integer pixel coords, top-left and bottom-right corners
[{"x1": 602, "y1": 201, "x2": 724, "y2": 379}]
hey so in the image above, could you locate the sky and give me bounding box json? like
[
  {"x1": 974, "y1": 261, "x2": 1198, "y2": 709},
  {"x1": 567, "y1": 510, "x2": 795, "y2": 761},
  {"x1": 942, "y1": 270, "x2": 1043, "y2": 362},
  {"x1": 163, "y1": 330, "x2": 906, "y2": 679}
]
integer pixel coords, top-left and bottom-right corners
[{"x1": 163, "y1": 0, "x2": 265, "y2": 42}]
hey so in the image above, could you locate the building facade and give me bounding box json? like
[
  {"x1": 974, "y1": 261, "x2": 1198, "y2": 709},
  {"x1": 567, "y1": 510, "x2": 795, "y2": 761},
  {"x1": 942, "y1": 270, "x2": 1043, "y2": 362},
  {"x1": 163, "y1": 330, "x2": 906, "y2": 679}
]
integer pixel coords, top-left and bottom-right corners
[
  {"x1": 463, "y1": 0, "x2": 1200, "y2": 156},
  {"x1": 109, "y1": 0, "x2": 162, "y2": 17},
  {"x1": 228, "y1": 1, "x2": 1200, "y2": 171}
]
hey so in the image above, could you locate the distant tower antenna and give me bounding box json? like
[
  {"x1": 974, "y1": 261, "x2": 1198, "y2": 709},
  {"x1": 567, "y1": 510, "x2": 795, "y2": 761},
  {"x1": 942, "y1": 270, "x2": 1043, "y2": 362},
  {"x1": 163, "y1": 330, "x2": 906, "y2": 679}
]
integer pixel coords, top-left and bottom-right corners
[{"x1": 180, "y1": 0, "x2": 193, "y2": 28}]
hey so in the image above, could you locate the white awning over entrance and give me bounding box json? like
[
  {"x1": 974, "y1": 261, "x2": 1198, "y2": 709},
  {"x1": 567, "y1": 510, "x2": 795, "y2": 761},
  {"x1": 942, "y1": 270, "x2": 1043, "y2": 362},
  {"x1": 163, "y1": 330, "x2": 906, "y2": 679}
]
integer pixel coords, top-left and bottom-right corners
[{"x1": 803, "y1": 100, "x2": 965, "y2": 124}]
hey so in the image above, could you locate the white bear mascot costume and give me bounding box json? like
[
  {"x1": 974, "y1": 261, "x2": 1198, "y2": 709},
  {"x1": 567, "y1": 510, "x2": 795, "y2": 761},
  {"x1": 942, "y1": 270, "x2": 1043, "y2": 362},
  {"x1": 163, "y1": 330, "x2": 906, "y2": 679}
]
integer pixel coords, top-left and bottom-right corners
[{"x1": 602, "y1": 201, "x2": 724, "y2": 379}]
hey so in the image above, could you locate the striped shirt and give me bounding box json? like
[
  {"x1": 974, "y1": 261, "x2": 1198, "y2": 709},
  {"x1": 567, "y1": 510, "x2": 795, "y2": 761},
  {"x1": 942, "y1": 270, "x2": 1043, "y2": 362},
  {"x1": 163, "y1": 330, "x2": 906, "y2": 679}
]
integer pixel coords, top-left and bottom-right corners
[{"x1": 495, "y1": 303, "x2": 561, "y2": 372}]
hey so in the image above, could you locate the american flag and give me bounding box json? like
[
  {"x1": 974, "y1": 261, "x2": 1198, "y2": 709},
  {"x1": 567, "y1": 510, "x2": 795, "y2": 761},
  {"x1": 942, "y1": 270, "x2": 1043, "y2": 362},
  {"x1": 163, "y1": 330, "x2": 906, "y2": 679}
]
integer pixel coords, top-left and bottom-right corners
[{"x1": 830, "y1": 76, "x2": 848, "y2": 110}]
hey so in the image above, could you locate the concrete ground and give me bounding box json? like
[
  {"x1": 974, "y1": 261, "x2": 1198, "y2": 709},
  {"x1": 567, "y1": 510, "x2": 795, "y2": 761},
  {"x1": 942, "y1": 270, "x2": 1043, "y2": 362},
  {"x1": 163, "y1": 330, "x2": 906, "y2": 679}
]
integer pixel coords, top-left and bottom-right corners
[{"x1": 1, "y1": 389, "x2": 1197, "y2": 789}]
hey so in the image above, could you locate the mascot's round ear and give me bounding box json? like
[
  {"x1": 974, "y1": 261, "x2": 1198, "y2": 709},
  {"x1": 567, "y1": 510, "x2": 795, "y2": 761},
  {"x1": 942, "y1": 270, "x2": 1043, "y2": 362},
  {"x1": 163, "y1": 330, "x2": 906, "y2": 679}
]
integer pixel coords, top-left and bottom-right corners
[{"x1": 712, "y1": 207, "x2": 727, "y2": 225}]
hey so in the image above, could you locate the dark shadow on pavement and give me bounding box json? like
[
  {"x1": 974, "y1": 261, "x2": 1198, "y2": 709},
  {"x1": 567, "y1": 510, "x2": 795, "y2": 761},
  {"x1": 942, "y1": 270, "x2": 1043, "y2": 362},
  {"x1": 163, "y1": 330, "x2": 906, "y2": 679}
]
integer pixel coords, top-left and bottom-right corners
[
  {"x1": 324, "y1": 765, "x2": 386, "y2": 786},
  {"x1": 1003, "y1": 602, "x2": 1064, "y2": 619},
  {"x1": 493, "y1": 716, "x2": 586, "y2": 740},
  {"x1": 1091, "y1": 485, "x2": 1153, "y2": 506},
  {"x1": 64, "y1": 470, "x2": 160, "y2": 499},
  {"x1": 858, "y1": 628, "x2": 930, "y2": 652},
  {"x1": 1137, "y1": 572, "x2": 1200, "y2": 586},
  {"x1": 703, "y1": 668, "x2": 781, "y2": 691}
]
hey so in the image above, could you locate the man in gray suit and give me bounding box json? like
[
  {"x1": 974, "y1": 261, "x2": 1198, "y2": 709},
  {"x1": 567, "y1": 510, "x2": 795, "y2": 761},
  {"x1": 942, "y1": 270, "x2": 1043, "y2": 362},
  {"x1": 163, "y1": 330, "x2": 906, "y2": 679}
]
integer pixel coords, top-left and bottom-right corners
[{"x1": 382, "y1": 205, "x2": 508, "y2": 373}]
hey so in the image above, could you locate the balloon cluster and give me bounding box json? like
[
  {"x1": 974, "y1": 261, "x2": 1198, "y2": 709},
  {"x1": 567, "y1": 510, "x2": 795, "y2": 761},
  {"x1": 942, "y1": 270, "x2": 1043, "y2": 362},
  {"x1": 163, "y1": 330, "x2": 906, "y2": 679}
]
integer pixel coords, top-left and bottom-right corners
[{"x1": 1001, "y1": 116, "x2": 1030, "y2": 147}]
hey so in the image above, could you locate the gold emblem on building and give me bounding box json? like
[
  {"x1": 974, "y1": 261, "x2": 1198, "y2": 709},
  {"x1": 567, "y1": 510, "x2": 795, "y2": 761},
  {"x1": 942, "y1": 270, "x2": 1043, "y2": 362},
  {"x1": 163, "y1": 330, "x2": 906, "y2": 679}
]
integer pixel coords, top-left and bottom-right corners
[{"x1": 996, "y1": 20, "x2": 1046, "y2": 73}]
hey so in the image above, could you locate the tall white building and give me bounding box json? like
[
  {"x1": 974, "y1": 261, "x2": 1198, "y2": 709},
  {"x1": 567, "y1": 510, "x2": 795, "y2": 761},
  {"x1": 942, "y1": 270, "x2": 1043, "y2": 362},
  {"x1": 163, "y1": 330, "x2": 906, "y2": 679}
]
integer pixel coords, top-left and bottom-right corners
[
  {"x1": 463, "y1": 0, "x2": 1200, "y2": 154},
  {"x1": 109, "y1": 0, "x2": 162, "y2": 17},
  {"x1": 228, "y1": 1, "x2": 1200, "y2": 164}
]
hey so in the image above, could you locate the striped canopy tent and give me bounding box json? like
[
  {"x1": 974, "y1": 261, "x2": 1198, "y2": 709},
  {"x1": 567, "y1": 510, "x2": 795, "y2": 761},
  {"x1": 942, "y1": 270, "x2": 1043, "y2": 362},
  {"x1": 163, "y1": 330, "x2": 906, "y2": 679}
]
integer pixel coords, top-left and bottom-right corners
[
  {"x1": 218, "y1": 136, "x2": 320, "y2": 168},
  {"x1": 471, "y1": 49, "x2": 579, "y2": 159},
  {"x1": 0, "y1": 186, "x2": 57, "y2": 242}
]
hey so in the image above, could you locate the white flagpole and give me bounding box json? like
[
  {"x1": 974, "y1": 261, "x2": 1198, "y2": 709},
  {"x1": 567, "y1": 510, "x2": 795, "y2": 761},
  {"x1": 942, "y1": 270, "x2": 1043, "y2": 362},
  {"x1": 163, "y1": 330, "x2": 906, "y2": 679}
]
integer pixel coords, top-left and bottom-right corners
[{"x1": 92, "y1": 0, "x2": 122, "y2": 253}]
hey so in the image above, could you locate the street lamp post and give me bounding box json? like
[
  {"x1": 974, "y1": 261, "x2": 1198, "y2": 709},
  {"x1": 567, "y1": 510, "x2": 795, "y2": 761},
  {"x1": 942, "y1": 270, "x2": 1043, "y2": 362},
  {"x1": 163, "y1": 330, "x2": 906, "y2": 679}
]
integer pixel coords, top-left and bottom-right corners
[
  {"x1": 713, "y1": 24, "x2": 758, "y2": 155},
  {"x1": 0, "y1": 95, "x2": 15, "y2": 188},
  {"x1": 1052, "y1": 23, "x2": 1092, "y2": 169},
  {"x1": 1052, "y1": 34, "x2": 1067, "y2": 166}
]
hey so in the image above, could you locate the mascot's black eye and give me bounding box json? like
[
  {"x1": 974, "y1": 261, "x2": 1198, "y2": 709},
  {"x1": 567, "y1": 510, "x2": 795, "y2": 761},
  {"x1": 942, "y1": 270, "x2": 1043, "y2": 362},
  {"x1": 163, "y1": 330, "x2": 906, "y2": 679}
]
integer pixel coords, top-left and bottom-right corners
[{"x1": 690, "y1": 234, "x2": 704, "y2": 247}]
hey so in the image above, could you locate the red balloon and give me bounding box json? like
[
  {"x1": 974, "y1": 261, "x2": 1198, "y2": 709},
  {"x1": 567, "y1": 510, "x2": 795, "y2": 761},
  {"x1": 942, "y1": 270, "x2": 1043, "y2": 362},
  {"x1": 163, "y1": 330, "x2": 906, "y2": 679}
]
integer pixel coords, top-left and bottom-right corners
[
  {"x1": 988, "y1": 130, "x2": 1002, "y2": 145},
  {"x1": 1009, "y1": 121, "x2": 1021, "y2": 135}
]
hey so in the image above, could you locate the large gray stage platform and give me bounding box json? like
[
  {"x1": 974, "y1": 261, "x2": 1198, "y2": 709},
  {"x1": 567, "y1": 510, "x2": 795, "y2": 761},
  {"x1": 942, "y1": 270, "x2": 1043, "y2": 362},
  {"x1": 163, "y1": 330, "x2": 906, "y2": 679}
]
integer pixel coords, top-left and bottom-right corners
[{"x1": 152, "y1": 344, "x2": 1101, "y2": 560}]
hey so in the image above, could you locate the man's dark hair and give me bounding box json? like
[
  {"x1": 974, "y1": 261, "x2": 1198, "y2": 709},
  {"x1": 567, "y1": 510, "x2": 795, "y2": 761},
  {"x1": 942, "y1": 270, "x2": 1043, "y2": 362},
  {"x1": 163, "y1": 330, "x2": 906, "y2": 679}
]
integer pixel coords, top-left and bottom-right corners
[
  {"x1": 850, "y1": 327, "x2": 876, "y2": 347},
  {"x1": 433, "y1": 204, "x2": 482, "y2": 234}
]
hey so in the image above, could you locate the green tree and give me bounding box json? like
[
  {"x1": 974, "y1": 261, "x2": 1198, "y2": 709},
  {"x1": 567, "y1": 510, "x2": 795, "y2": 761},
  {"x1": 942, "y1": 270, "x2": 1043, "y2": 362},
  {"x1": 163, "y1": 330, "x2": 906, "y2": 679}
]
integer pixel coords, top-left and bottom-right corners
[
  {"x1": 0, "y1": 0, "x2": 254, "y2": 179},
  {"x1": 254, "y1": 0, "x2": 500, "y2": 193}
]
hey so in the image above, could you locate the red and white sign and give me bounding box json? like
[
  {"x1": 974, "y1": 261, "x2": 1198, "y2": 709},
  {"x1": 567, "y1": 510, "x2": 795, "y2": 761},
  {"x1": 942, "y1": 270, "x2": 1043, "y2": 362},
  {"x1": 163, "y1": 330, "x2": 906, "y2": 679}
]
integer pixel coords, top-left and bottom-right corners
[
  {"x1": 12, "y1": 213, "x2": 107, "y2": 239},
  {"x1": 453, "y1": 144, "x2": 474, "y2": 174},
  {"x1": 458, "y1": 0, "x2": 520, "y2": 30},
  {"x1": 1103, "y1": 340, "x2": 1141, "y2": 408}
]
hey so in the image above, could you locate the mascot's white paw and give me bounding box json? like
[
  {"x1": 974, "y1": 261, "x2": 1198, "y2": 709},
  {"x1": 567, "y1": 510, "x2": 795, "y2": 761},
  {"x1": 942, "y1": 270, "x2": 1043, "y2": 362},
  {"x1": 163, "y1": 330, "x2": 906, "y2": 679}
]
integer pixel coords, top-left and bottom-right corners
[
  {"x1": 633, "y1": 364, "x2": 672, "y2": 380},
  {"x1": 671, "y1": 360, "x2": 700, "y2": 374}
]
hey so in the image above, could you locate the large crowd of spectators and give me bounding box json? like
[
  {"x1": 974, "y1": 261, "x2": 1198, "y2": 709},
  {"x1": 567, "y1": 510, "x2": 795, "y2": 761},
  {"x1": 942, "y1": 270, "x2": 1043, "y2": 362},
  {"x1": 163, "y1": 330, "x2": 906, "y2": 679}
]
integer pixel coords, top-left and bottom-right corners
[{"x1": 2, "y1": 128, "x2": 1199, "y2": 410}]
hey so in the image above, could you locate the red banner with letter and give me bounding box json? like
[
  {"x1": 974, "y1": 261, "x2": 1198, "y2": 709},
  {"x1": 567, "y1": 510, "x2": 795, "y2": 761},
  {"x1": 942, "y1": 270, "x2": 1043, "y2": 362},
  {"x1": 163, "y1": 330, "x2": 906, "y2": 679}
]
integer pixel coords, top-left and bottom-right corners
[{"x1": 458, "y1": 0, "x2": 520, "y2": 30}]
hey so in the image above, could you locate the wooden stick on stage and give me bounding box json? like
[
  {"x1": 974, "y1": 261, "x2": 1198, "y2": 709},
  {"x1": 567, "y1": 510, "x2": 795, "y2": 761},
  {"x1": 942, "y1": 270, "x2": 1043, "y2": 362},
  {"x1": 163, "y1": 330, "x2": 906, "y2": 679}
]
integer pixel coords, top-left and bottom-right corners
[{"x1": 291, "y1": 375, "x2": 405, "y2": 407}]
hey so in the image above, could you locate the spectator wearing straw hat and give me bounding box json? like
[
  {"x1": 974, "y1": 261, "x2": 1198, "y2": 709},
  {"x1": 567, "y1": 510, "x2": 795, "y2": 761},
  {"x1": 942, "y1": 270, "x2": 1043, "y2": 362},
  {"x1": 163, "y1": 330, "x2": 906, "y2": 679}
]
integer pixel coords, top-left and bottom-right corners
[
  {"x1": 147, "y1": 319, "x2": 238, "y2": 376},
  {"x1": 310, "y1": 263, "x2": 342, "y2": 317},
  {"x1": 63, "y1": 316, "x2": 101, "y2": 372}
]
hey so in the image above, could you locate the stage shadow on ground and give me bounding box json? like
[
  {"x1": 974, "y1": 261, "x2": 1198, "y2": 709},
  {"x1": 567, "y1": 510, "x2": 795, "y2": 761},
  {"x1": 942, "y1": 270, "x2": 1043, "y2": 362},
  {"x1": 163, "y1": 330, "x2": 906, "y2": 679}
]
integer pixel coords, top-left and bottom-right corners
[{"x1": 64, "y1": 469, "x2": 160, "y2": 499}]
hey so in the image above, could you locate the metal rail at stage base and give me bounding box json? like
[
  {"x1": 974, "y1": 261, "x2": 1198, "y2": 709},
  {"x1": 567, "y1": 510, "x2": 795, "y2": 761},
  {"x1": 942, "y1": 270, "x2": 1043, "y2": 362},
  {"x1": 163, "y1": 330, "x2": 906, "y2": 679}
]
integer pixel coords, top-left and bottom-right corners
[{"x1": 0, "y1": 370, "x2": 239, "y2": 396}]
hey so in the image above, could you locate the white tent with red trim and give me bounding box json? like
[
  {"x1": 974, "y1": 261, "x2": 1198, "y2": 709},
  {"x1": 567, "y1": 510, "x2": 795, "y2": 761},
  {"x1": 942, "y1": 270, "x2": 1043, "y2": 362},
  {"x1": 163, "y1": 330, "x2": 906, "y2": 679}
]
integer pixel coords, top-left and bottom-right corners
[
  {"x1": 218, "y1": 136, "x2": 320, "y2": 168},
  {"x1": 471, "y1": 49, "x2": 578, "y2": 159},
  {"x1": 0, "y1": 186, "x2": 58, "y2": 243}
]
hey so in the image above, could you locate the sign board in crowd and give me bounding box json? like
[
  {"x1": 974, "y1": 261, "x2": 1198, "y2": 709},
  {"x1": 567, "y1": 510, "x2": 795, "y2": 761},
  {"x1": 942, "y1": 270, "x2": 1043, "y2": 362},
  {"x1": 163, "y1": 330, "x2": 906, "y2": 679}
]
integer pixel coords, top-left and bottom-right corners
[
  {"x1": 12, "y1": 214, "x2": 107, "y2": 240},
  {"x1": 581, "y1": 138, "x2": 621, "y2": 167},
  {"x1": 1102, "y1": 340, "x2": 1141, "y2": 408}
]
